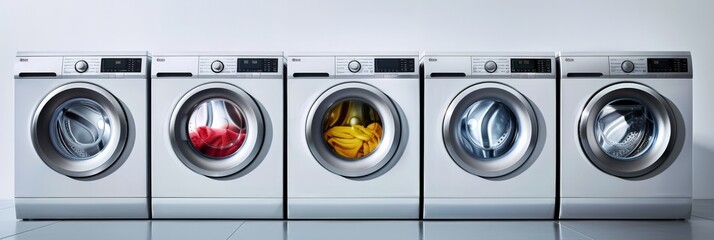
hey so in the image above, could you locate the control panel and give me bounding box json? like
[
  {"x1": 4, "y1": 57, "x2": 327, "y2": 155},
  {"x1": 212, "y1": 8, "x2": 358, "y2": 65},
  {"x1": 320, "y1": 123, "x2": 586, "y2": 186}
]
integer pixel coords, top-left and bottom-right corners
[
  {"x1": 100, "y1": 58, "x2": 142, "y2": 72},
  {"x1": 63, "y1": 57, "x2": 101, "y2": 75},
  {"x1": 472, "y1": 57, "x2": 509, "y2": 75},
  {"x1": 62, "y1": 57, "x2": 144, "y2": 76},
  {"x1": 153, "y1": 55, "x2": 283, "y2": 78},
  {"x1": 336, "y1": 57, "x2": 374, "y2": 75},
  {"x1": 470, "y1": 57, "x2": 554, "y2": 77},
  {"x1": 375, "y1": 58, "x2": 415, "y2": 73},
  {"x1": 336, "y1": 57, "x2": 415, "y2": 76},
  {"x1": 510, "y1": 58, "x2": 551, "y2": 73},
  {"x1": 647, "y1": 58, "x2": 688, "y2": 73},
  {"x1": 609, "y1": 57, "x2": 647, "y2": 75},
  {"x1": 562, "y1": 53, "x2": 692, "y2": 79},
  {"x1": 199, "y1": 57, "x2": 237, "y2": 75},
  {"x1": 237, "y1": 58, "x2": 279, "y2": 72},
  {"x1": 290, "y1": 54, "x2": 418, "y2": 78}
]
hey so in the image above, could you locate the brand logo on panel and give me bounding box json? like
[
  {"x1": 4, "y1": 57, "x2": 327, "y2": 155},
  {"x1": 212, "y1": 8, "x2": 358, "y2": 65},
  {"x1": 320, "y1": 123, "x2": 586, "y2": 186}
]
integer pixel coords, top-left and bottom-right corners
[
  {"x1": 428, "y1": 58, "x2": 437, "y2": 62},
  {"x1": 19, "y1": 58, "x2": 28, "y2": 62},
  {"x1": 291, "y1": 58, "x2": 301, "y2": 62},
  {"x1": 564, "y1": 58, "x2": 575, "y2": 62},
  {"x1": 156, "y1": 58, "x2": 165, "y2": 62}
]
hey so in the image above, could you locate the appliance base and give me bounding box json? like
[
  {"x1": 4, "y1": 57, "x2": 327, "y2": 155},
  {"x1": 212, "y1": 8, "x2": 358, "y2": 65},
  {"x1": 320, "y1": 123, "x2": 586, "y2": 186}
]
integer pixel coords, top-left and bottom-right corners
[
  {"x1": 15, "y1": 197, "x2": 148, "y2": 219},
  {"x1": 424, "y1": 197, "x2": 555, "y2": 219},
  {"x1": 559, "y1": 197, "x2": 692, "y2": 219},
  {"x1": 288, "y1": 197, "x2": 419, "y2": 219},
  {"x1": 152, "y1": 197, "x2": 283, "y2": 219}
]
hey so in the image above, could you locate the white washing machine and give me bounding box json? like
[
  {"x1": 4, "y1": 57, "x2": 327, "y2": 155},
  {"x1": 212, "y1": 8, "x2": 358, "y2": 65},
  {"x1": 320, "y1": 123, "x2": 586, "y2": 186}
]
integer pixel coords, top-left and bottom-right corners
[
  {"x1": 14, "y1": 52, "x2": 149, "y2": 219},
  {"x1": 423, "y1": 52, "x2": 556, "y2": 219},
  {"x1": 559, "y1": 51, "x2": 692, "y2": 219},
  {"x1": 151, "y1": 52, "x2": 284, "y2": 219},
  {"x1": 286, "y1": 52, "x2": 420, "y2": 219}
]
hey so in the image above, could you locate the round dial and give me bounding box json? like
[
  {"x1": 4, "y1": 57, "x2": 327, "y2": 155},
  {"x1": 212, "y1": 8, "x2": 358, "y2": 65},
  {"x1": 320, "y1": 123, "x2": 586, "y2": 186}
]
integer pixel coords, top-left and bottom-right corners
[
  {"x1": 621, "y1": 60, "x2": 635, "y2": 73},
  {"x1": 211, "y1": 60, "x2": 224, "y2": 73},
  {"x1": 348, "y1": 60, "x2": 362, "y2": 73},
  {"x1": 74, "y1": 60, "x2": 89, "y2": 73},
  {"x1": 484, "y1": 61, "x2": 498, "y2": 73}
]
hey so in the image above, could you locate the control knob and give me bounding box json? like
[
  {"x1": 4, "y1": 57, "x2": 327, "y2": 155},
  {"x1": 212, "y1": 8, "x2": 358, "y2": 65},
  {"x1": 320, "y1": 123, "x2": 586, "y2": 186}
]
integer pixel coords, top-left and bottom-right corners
[
  {"x1": 484, "y1": 61, "x2": 498, "y2": 73},
  {"x1": 74, "y1": 60, "x2": 89, "y2": 73},
  {"x1": 211, "y1": 60, "x2": 224, "y2": 73},
  {"x1": 348, "y1": 60, "x2": 361, "y2": 73},
  {"x1": 621, "y1": 60, "x2": 635, "y2": 73}
]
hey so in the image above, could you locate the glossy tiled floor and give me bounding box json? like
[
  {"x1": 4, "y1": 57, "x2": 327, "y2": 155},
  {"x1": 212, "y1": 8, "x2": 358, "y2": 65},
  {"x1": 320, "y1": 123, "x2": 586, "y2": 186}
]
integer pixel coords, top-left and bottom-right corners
[{"x1": 1, "y1": 200, "x2": 713, "y2": 240}]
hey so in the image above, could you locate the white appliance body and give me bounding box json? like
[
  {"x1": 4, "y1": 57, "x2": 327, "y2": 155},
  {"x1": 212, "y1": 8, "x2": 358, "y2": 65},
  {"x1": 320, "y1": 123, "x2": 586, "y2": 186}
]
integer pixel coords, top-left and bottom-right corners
[
  {"x1": 151, "y1": 53, "x2": 284, "y2": 219},
  {"x1": 14, "y1": 52, "x2": 149, "y2": 219},
  {"x1": 559, "y1": 51, "x2": 692, "y2": 219},
  {"x1": 287, "y1": 52, "x2": 420, "y2": 219},
  {"x1": 423, "y1": 52, "x2": 556, "y2": 219}
]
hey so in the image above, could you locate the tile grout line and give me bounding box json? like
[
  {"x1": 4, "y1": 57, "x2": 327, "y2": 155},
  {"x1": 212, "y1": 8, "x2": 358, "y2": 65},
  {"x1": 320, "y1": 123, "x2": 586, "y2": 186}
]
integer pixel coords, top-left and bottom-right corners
[
  {"x1": 556, "y1": 221, "x2": 596, "y2": 240},
  {"x1": 0, "y1": 220, "x2": 62, "y2": 240},
  {"x1": 224, "y1": 221, "x2": 246, "y2": 240}
]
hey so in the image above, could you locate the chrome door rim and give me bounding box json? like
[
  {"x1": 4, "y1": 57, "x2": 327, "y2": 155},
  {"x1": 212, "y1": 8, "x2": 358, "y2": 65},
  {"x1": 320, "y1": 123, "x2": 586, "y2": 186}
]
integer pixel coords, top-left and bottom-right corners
[
  {"x1": 169, "y1": 82, "x2": 264, "y2": 178},
  {"x1": 443, "y1": 82, "x2": 538, "y2": 178},
  {"x1": 579, "y1": 82, "x2": 676, "y2": 178},
  {"x1": 306, "y1": 82, "x2": 401, "y2": 178},
  {"x1": 32, "y1": 82, "x2": 128, "y2": 178}
]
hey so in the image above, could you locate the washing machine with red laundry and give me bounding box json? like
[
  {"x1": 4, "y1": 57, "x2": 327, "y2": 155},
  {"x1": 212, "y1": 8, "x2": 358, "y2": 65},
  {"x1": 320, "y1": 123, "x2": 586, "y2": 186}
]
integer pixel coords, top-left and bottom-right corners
[{"x1": 151, "y1": 52, "x2": 284, "y2": 218}]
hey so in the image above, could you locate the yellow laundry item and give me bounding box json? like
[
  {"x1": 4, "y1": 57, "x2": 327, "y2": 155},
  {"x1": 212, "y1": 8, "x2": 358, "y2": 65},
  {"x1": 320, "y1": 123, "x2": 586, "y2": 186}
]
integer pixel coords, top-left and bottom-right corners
[{"x1": 324, "y1": 122, "x2": 383, "y2": 159}]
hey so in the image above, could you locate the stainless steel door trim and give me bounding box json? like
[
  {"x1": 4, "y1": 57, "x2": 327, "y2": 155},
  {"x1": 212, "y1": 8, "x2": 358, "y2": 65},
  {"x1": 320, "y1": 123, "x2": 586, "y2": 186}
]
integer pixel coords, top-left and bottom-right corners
[
  {"x1": 305, "y1": 82, "x2": 402, "y2": 178},
  {"x1": 169, "y1": 82, "x2": 264, "y2": 178},
  {"x1": 443, "y1": 82, "x2": 538, "y2": 178},
  {"x1": 579, "y1": 82, "x2": 677, "y2": 178},
  {"x1": 32, "y1": 82, "x2": 128, "y2": 178}
]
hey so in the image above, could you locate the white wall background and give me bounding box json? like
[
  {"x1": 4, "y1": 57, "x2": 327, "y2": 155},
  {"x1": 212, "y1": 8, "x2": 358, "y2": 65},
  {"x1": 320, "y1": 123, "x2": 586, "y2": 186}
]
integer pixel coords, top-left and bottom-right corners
[{"x1": 1, "y1": 0, "x2": 713, "y2": 199}]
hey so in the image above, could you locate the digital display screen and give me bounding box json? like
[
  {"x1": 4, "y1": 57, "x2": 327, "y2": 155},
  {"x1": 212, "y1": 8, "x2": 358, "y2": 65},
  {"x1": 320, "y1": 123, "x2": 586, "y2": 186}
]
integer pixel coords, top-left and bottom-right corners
[
  {"x1": 647, "y1": 58, "x2": 688, "y2": 73},
  {"x1": 237, "y1": 58, "x2": 279, "y2": 72},
  {"x1": 511, "y1": 59, "x2": 551, "y2": 73},
  {"x1": 375, "y1": 58, "x2": 415, "y2": 73},
  {"x1": 101, "y1": 58, "x2": 142, "y2": 72}
]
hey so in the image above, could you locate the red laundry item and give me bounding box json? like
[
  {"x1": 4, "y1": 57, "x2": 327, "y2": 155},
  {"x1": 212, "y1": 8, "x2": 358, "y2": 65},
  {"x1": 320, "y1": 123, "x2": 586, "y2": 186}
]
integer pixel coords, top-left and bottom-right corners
[{"x1": 189, "y1": 126, "x2": 245, "y2": 158}]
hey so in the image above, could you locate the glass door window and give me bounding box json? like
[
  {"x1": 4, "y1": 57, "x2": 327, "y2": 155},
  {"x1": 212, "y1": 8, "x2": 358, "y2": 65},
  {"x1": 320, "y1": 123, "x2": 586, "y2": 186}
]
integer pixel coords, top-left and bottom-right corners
[
  {"x1": 33, "y1": 83, "x2": 128, "y2": 178},
  {"x1": 170, "y1": 83, "x2": 264, "y2": 178},
  {"x1": 306, "y1": 82, "x2": 402, "y2": 178},
  {"x1": 443, "y1": 83, "x2": 538, "y2": 178},
  {"x1": 456, "y1": 99, "x2": 518, "y2": 160},
  {"x1": 187, "y1": 98, "x2": 247, "y2": 159},
  {"x1": 579, "y1": 83, "x2": 678, "y2": 178},
  {"x1": 595, "y1": 99, "x2": 657, "y2": 161},
  {"x1": 322, "y1": 99, "x2": 384, "y2": 159}
]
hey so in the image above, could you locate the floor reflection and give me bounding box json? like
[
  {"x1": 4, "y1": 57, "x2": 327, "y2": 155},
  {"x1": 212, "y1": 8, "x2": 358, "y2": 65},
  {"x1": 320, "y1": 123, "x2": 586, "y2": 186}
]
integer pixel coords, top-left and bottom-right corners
[{"x1": 287, "y1": 221, "x2": 420, "y2": 240}]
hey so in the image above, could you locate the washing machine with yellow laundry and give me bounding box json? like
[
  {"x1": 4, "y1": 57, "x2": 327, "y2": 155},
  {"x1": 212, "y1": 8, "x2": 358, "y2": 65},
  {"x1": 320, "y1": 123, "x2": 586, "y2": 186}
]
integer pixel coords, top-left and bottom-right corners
[{"x1": 286, "y1": 52, "x2": 420, "y2": 219}]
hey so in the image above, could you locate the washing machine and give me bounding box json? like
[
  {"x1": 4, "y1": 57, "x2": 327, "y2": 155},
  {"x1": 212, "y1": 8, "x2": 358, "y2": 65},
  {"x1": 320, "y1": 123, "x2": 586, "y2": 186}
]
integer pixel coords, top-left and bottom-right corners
[
  {"x1": 151, "y1": 52, "x2": 284, "y2": 219},
  {"x1": 559, "y1": 51, "x2": 692, "y2": 219},
  {"x1": 286, "y1": 52, "x2": 420, "y2": 219},
  {"x1": 14, "y1": 52, "x2": 149, "y2": 219},
  {"x1": 422, "y1": 52, "x2": 556, "y2": 219}
]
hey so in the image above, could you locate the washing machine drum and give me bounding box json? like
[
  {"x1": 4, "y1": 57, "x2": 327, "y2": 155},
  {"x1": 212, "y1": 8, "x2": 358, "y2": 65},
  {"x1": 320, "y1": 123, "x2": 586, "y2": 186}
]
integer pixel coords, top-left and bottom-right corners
[
  {"x1": 579, "y1": 82, "x2": 679, "y2": 178},
  {"x1": 443, "y1": 82, "x2": 538, "y2": 178},
  {"x1": 32, "y1": 83, "x2": 129, "y2": 178},
  {"x1": 170, "y1": 83, "x2": 264, "y2": 178},
  {"x1": 306, "y1": 82, "x2": 402, "y2": 178}
]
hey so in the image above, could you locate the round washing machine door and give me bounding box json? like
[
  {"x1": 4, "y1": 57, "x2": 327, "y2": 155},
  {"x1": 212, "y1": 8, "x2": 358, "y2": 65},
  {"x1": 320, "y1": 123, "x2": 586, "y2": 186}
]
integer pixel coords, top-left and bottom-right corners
[
  {"x1": 169, "y1": 83, "x2": 264, "y2": 178},
  {"x1": 443, "y1": 82, "x2": 538, "y2": 178},
  {"x1": 32, "y1": 82, "x2": 129, "y2": 178},
  {"x1": 306, "y1": 82, "x2": 402, "y2": 178},
  {"x1": 579, "y1": 82, "x2": 678, "y2": 178}
]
